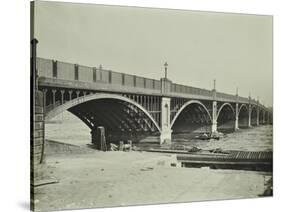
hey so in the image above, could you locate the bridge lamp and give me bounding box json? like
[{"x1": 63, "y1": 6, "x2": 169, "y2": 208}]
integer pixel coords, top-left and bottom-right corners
[{"x1": 164, "y1": 62, "x2": 168, "y2": 79}]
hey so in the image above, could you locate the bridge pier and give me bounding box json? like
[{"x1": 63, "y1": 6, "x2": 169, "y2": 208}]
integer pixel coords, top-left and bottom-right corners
[
  {"x1": 160, "y1": 97, "x2": 172, "y2": 145},
  {"x1": 211, "y1": 101, "x2": 217, "y2": 134},
  {"x1": 235, "y1": 103, "x2": 239, "y2": 130},
  {"x1": 248, "y1": 104, "x2": 252, "y2": 127},
  {"x1": 256, "y1": 107, "x2": 260, "y2": 126},
  {"x1": 211, "y1": 82, "x2": 218, "y2": 134},
  {"x1": 160, "y1": 76, "x2": 172, "y2": 145}
]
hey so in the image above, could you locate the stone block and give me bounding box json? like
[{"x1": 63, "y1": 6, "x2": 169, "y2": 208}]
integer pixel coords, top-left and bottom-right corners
[
  {"x1": 33, "y1": 114, "x2": 44, "y2": 122},
  {"x1": 32, "y1": 137, "x2": 44, "y2": 146},
  {"x1": 33, "y1": 130, "x2": 44, "y2": 139},
  {"x1": 35, "y1": 91, "x2": 43, "y2": 106},
  {"x1": 31, "y1": 144, "x2": 43, "y2": 155},
  {"x1": 33, "y1": 122, "x2": 44, "y2": 131},
  {"x1": 34, "y1": 106, "x2": 43, "y2": 114}
]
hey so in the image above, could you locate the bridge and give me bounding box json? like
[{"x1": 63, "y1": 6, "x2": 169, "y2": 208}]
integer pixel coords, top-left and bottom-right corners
[{"x1": 36, "y1": 57, "x2": 273, "y2": 145}]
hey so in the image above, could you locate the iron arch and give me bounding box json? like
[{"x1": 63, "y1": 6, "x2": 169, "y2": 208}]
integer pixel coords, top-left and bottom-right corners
[
  {"x1": 250, "y1": 105, "x2": 258, "y2": 125},
  {"x1": 238, "y1": 104, "x2": 248, "y2": 116},
  {"x1": 45, "y1": 93, "x2": 161, "y2": 132},
  {"x1": 216, "y1": 103, "x2": 235, "y2": 121},
  {"x1": 171, "y1": 100, "x2": 212, "y2": 128},
  {"x1": 251, "y1": 105, "x2": 258, "y2": 116}
]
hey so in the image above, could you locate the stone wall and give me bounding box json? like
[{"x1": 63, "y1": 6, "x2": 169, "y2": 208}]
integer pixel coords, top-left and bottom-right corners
[{"x1": 31, "y1": 90, "x2": 45, "y2": 210}]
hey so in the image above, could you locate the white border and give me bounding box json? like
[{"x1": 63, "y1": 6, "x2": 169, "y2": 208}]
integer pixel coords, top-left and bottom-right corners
[{"x1": 0, "y1": 0, "x2": 279, "y2": 211}]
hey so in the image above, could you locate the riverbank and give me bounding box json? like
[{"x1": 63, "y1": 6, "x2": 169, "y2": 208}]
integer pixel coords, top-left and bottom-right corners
[{"x1": 34, "y1": 150, "x2": 272, "y2": 211}]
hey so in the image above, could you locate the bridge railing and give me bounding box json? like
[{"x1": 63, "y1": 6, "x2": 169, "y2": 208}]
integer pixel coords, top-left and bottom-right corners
[
  {"x1": 238, "y1": 96, "x2": 249, "y2": 103},
  {"x1": 216, "y1": 92, "x2": 237, "y2": 101},
  {"x1": 37, "y1": 57, "x2": 162, "y2": 91},
  {"x1": 37, "y1": 58, "x2": 262, "y2": 106},
  {"x1": 171, "y1": 83, "x2": 212, "y2": 97}
]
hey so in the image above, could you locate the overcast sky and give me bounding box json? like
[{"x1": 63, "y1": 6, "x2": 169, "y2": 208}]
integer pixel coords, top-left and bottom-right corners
[{"x1": 34, "y1": 1, "x2": 273, "y2": 106}]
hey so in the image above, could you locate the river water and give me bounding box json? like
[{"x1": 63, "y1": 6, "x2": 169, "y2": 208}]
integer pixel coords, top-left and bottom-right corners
[
  {"x1": 46, "y1": 111, "x2": 273, "y2": 152},
  {"x1": 172, "y1": 126, "x2": 273, "y2": 152}
]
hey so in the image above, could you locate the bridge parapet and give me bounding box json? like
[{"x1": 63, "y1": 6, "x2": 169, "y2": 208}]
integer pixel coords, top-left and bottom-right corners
[
  {"x1": 37, "y1": 57, "x2": 268, "y2": 109},
  {"x1": 170, "y1": 83, "x2": 212, "y2": 98},
  {"x1": 37, "y1": 58, "x2": 162, "y2": 91},
  {"x1": 216, "y1": 92, "x2": 237, "y2": 102}
]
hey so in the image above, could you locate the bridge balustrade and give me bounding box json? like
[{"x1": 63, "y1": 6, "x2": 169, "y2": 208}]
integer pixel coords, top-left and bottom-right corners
[
  {"x1": 78, "y1": 65, "x2": 93, "y2": 82},
  {"x1": 37, "y1": 58, "x2": 53, "y2": 78},
  {"x1": 154, "y1": 80, "x2": 161, "y2": 89},
  {"x1": 136, "y1": 76, "x2": 145, "y2": 88},
  {"x1": 37, "y1": 58, "x2": 260, "y2": 105},
  {"x1": 171, "y1": 83, "x2": 212, "y2": 98},
  {"x1": 238, "y1": 96, "x2": 248, "y2": 103},
  {"x1": 216, "y1": 92, "x2": 236, "y2": 101},
  {"x1": 111, "y1": 71, "x2": 123, "y2": 85},
  {"x1": 57, "y1": 61, "x2": 75, "y2": 80}
]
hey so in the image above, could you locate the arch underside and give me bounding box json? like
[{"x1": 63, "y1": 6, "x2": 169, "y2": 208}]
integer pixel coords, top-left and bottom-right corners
[
  {"x1": 251, "y1": 106, "x2": 258, "y2": 126},
  {"x1": 259, "y1": 110, "x2": 265, "y2": 124},
  {"x1": 238, "y1": 104, "x2": 248, "y2": 128},
  {"x1": 68, "y1": 98, "x2": 160, "y2": 143},
  {"x1": 217, "y1": 103, "x2": 235, "y2": 133},
  {"x1": 172, "y1": 103, "x2": 212, "y2": 135}
]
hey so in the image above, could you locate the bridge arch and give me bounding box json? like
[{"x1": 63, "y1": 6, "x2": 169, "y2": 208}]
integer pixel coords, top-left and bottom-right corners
[
  {"x1": 171, "y1": 100, "x2": 212, "y2": 134},
  {"x1": 216, "y1": 103, "x2": 235, "y2": 132},
  {"x1": 171, "y1": 100, "x2": 212, "y2": 127},
  {"x1": 238, "y1": 104, "x2": 248, "y2": 116},
  {"x1": 238, "y1": 104, "x2": 248, "y2": 128},
  {"x1": 259, "y1": 109, "x2": 265, "y2": 124},
  {"x1": 216, "y1": 103, "x2": 235, "y2": 121},
  {"x1": 45, "y1": 93, "x2": 161, "y2": 142},
  {"x1": 251, "y1": 105, "x2": 258, "y2": 126}
]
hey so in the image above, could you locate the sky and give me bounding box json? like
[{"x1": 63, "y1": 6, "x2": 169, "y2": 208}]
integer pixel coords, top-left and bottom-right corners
[{"x1": 34, "y1": 1, "x2": 273, "y2": 107}]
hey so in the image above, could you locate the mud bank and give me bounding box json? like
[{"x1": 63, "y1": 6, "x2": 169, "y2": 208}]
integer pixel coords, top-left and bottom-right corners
[{"x1": 34, "y1": 151, "x2": 272, "y2": 211}]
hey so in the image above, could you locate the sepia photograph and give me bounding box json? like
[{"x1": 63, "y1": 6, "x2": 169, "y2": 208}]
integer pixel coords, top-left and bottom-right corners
[{"x1": 31, "y1": 1, "x2": 273, "y2": 211}]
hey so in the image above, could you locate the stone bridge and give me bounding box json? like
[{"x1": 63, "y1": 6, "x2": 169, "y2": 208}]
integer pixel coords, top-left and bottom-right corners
[{"x1": 37, "y1": 57, "x2": 273, "y2": 145}]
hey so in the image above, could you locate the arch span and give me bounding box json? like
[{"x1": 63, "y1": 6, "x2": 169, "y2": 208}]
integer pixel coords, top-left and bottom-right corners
[
  {"x1": 238, "y1": 104, "x2": 249, "y2": 128},
  {"x1": 171, "y1": 100, "x2": 212, "y2": 134},
  {"x1": 171, "y1": 100, "x2": 212, "y2": 127},
  {"x1": 259, "y1": 109, "x2": 265, "y2": 124},
  {"x1": 45, "y1": 93, "x2": 161, "y2": 133},
  {"x1": 216, "y1": 103, "x2": 235, "y2": 122},
  {"x1": 251, "y1": 105, "x2": 258, "y2": 126},
  {"x1": 216, "y1": 103, "x2": 235, "y2": 132},
  {"x1": 238, "y1": 104, "x2": 248, "y2": 116}
]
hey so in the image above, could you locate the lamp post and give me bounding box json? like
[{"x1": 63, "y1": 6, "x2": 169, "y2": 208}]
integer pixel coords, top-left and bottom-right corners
[{"x1": 164, "y1": 62, "x2": 168, "y2": 79}]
